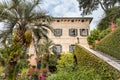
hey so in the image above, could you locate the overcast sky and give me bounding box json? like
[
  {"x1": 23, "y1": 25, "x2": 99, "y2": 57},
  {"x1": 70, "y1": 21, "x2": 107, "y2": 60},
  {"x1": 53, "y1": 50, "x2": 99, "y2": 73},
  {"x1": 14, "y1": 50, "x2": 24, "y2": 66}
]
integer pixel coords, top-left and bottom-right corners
[{"x1": 40, "y1": 0, "x2": 105, "y2": 30}]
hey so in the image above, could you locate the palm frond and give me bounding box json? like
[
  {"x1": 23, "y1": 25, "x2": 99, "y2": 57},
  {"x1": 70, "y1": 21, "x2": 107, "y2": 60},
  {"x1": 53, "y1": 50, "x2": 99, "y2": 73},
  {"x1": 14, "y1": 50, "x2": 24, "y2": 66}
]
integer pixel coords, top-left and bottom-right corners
[{"x1": 0, "y1": 20, "x2": 16, "y2": 44}]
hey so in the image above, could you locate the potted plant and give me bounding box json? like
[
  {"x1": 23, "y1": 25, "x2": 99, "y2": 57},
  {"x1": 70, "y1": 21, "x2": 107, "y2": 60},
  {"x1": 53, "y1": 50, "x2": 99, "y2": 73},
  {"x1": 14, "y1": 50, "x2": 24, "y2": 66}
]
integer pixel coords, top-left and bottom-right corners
[
  {"x1": 87, "y1": 36, "x2": 94, "y2": 48},
  {"x1": 91, "y1": 29, "x2": 101, "y2": 44},
  {"x1": 87, "y1": 29, "x2": 101, "y2": 48}
]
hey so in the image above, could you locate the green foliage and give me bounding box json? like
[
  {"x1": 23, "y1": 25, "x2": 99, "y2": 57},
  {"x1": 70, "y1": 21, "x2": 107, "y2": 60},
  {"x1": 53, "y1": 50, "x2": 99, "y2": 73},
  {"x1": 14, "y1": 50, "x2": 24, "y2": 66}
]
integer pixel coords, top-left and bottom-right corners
[
  {"x1": 87, "y1": 28, "x2": 111, "y2": 47},
  {"x1": 49, "y1": 55, "x2": 58, "y2": 67},
  {"x1": 0, "y1": 40, "x2": 29, "y2": 79},
  {"x1": 0, "y1": 66, "x2": 4, "y2": 75},
  {"x1": 0, "y1": 43, "x2": 23, "y2": 65},
  {"x1": 48, "y1": 54, "x2": 58, "y2": 72},
  {"x1": 14, "y1": 68, "x2": 28, "y2": 80},
  {"x1": 87, "y1": 29, "x2": 100, "y2": 45},
  {"x1": 87, "y1": 35, "x2": 94, "y2": 45},
  {"x1": 105, "y1": 6, "x2": 120, "y2": 22},
  {"x1": 97, "y1": 17, "x2": 110, "y2": 31},
  {"x1": 74, "y1": 45, "x2": 120, "y2": 80},
  {"x1": 116, "y1": 18, "x2": 120, "y2": 27},
  {"x1": 24, "y1": 30, "x2": 32, "y2": 47},
  {"x1": 20, "y1": 68, "x2": 28, "y2": 80},
  {"x1": 0, "y1": 0, "x2": 53, "y2": 79},
  {"x1": 77, "y1": 0, "x2": 120, "y2": 15},
  {"x1": 47, "y1": 53, "x2": 101, "y2": 80},
  {"x1": 56, "y1": 53, "x2": 75, "y2": 73},
  {"x1": 98, "y1": 6, "x2": 120, "y2": 31},
  {"x1": 47, "y1": 67, "x2": 101, "y2": 80},
  {"x1": 99, "y1": 28, "x2": 111, "y2": 40},
  {"x1": 96, "y1": 27, "x2": 120, "y2": 60}
]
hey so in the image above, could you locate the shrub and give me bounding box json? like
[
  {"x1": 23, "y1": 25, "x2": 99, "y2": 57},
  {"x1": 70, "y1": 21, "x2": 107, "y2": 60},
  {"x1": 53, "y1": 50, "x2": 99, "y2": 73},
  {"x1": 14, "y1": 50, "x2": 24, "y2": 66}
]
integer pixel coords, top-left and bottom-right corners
[
  {"x1": 74, "y1": 45, "x2": 120, "y2": 80},
  {"x1": 116, "y1": 18, "x2": 120, "y2": 28},
  {"x1": 48, "y1": 54, "x2": 58, "y2": 73},
  {"x1": 47, "y1": 67, "x2": 101, "y2": 80},
  {"x1": 87, "y1": 29, "x2": 100, "y2": 45},
  {"x1": 99, "y1": 28, "x2": 111, "y2": 40},
  {"x1": 47, "y1": 53, "x2": 101, "y2": 80},
  {"x1": 96, "y1": 27, "x2": 120, "y2": 59},
  {"x1": 87, "y1": 35, "x2": 94, "y2": 45},
  {"x1": 56, "y1": 53, "x2": 75, "y2": 73}
]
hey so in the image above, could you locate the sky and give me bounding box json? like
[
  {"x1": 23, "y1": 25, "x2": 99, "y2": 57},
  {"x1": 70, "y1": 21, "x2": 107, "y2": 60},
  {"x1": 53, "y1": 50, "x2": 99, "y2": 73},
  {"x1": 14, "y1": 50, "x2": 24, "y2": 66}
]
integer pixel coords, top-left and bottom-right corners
[
  {"x1": 0, "y1": 0, "x2": 105, "y2": 30},
  {"x1": 40, "y1": 0, "x2": 105, "y2": 30}
]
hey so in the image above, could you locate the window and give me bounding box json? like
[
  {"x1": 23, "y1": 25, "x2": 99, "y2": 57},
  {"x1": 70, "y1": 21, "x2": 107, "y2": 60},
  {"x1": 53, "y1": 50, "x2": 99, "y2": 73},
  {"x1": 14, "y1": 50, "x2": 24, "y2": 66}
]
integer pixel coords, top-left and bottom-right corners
[
  {"x1": 54, "y1": 29, "x2": 62, "y2": 36},
  {"x1": 69, "y1": 29, "x2": 77, "y2": 36},
  {"x1": 80, "y1": 29, "x2": 88, "y2": 36},
  {"x1": 55, "y1": 45, "x2": 62, "y2": 54},
  {"x1": 69, "y1": 45, "x2": 75, "y2": 53}
]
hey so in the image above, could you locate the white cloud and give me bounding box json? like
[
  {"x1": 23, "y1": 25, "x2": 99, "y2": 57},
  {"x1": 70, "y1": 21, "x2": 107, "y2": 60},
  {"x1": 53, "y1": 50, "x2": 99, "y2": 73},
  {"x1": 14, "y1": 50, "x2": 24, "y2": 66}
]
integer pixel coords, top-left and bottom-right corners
[
  {"x1": 41, "y1": 0, "x2": 104, "y2": 30},
  {"x1": 41, "y1": 0, "x2": 81, "y2": 17},
  {"x1": 63, "y1": 12, "x2": 80, "y2": 17}
]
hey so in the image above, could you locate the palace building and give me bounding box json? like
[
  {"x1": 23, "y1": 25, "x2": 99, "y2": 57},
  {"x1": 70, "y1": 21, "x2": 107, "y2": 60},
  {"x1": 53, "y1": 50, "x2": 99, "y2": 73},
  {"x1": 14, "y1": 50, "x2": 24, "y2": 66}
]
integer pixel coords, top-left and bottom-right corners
[
  {"x1": 48, "y1": 17, "x2": 92, "y2": 54},
  {"x1": 28, "y1": 17, "x2": 93, "y2": 65}
]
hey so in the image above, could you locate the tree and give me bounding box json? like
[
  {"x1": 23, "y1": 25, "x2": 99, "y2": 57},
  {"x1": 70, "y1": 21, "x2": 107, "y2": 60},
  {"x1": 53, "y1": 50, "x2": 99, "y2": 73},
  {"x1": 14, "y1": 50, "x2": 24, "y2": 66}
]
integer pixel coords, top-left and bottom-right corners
[
  {"x1": 38, "y1": 39, "x2": 56, "y2": 69},
  {"x1": 77, "y1": 0, "x2": 120, "y2": 15},
  {"x1": 77, "y1": 0, "x2": 120, "y2": 31},
  {"x1": 98, "y1": 6, "x2": 120, "y2": 30},
  {"x1": 0, "y1": 0, "x2": 53, "y2": 79},
  {"x1": 0, "y1": 40, "x2": 30, "y2": 79}
]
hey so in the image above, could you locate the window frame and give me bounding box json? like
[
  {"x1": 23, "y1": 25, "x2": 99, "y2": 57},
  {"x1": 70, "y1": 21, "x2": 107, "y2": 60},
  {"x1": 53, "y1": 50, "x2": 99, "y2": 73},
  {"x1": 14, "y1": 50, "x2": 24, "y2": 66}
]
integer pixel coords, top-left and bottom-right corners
[
  {"x1": 55, "y1": 44, "x2": 62, "y2": 54},
  {"x1": 69, "y1": 28, "x2": 78, "y2": 37},
  {"x1": 54, "y1": 29, "x2": 62, "y2": 37},
  {"x1": 69, "y1": 44, "x2": 75, "y2": 53},
  {"x1": 80, "y1": 29, "x2": 88, "y2": 36}
]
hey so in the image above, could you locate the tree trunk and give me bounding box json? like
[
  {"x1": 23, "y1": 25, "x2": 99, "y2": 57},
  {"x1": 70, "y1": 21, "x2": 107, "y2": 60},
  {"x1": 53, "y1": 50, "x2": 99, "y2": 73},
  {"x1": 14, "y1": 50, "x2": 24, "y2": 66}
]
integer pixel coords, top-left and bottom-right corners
[
  {"x1": 5, "y1": 27, "x2": 26, "y2": 79},
  {"x1": 5, "y1": 61, "x2": 18, "y2": 80}
]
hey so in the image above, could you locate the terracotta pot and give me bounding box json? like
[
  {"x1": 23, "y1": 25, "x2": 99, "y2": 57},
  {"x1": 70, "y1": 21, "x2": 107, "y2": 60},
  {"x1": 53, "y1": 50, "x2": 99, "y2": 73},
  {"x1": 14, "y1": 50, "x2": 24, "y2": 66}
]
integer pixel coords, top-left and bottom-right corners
[
  {"x1": 95, "y1": 40, "x2": 99, "y2": 44},
  {"x1": 111, "y1": 21, "x2": 116, "y2": 31},
  {"x1": 111, "y1": 26, "x2": 116, "y2": 31}
]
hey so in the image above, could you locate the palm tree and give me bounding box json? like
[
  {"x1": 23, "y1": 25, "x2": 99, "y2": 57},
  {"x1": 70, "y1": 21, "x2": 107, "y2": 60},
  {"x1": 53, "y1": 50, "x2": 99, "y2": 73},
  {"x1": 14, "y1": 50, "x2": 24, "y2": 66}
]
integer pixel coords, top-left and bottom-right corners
[
  {"x1": 77, "y1": 0, "x2": 120, "y2": 15},
  {"x1": 37, "y1": 39, "x2": 56, "y2": 69},
  {"x1": 0, "y1": 0, "x2": 53, "y2": 79}
]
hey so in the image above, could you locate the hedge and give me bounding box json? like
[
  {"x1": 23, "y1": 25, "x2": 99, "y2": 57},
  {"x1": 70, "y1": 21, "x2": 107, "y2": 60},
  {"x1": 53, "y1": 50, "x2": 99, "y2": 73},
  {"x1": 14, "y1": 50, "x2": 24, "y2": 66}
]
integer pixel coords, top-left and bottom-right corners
[
  {"x1": 96, "y1": 27, "x2": 120, "y2": 60},
  {"x1": 74, "y1": 45, "x2": 120, "y2": 80}
]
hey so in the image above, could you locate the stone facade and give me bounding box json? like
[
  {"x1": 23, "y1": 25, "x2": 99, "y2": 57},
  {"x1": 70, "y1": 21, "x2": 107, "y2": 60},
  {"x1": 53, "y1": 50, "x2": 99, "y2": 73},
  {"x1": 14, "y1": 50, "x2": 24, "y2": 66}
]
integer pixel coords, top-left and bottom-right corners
[
  {"x1": 28, "y1": 17, "x2": 92, "y2": 65},
  {"x1": 48, "y1": 17, "x2": 92, "y2": 53}
]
